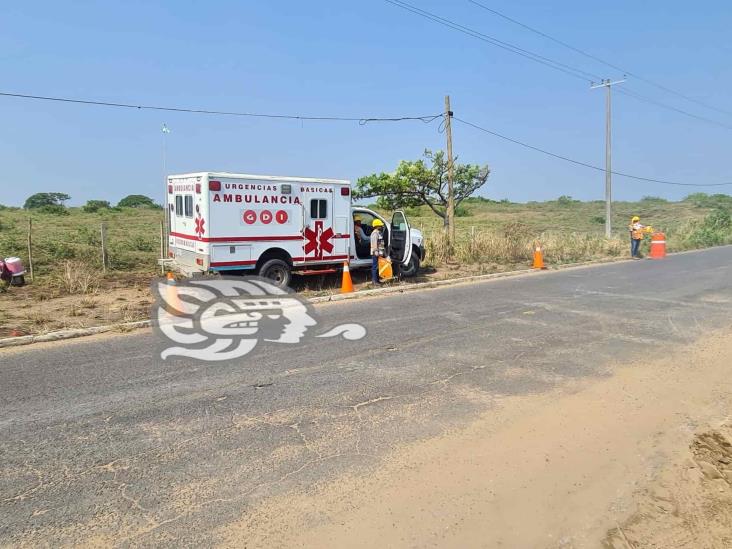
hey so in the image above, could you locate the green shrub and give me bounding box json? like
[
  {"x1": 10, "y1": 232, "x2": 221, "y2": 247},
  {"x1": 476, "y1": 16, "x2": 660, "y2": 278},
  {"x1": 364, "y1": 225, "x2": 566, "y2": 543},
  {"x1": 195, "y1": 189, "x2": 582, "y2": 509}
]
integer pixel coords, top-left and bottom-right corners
[
  {"x1": 680, "y1": 207, "x2": 732, "y2": 248},
  {"x1": 705, "y1": 207, "x2": 732, "y2": 230},
  {"x1": 39, "y1": 240, "x2": 76, "y2": 259},
  {"x1": 82, "y1": 200, "x2": 111, "y2": 213},
  {"x1": 590, "y1": 215, "x2": 605, "y2": 225},
  {"x1": 74, "y1": 226, "x2": 101, "y2": 247},
  {"x1": 36, "y1": 204, "x2": 69, "y2": 215},
  {"x1": 684, "y1": 192, "x2": 732, "y2": 209},
  {"x1": 556, "y1": 195, "x2": 578, "y2": 205},
  {"x1": 128, "y1": 235, "x2": 156, "y2": 252},
  {"x1": 118, "y1": 195, "x2": 160, "y2": 209},
  {"x1": 454, "y1": 205, "x2": 471, "y2": 217}
]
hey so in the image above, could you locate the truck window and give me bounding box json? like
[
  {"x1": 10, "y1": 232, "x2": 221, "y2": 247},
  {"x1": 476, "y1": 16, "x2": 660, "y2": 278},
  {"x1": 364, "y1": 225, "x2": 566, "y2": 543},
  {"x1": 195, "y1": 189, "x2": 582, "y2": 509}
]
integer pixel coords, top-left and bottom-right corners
[
  {"x1": 310, "y1": 199, "x2": 327, "y2": 219},
  {"x1": 175, "y1": 195, "x2": 183, "y2": 217},
  {"x1": 184, "y1": 195, "x2": 194, "y2": 218}
]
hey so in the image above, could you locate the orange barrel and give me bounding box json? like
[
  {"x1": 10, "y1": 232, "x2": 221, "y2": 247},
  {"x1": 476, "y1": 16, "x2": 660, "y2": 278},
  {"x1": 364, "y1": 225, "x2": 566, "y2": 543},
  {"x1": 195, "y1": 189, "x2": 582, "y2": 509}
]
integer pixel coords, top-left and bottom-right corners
[{"x1": 649, "y1": 232, "x2": 666, "y2": 259}]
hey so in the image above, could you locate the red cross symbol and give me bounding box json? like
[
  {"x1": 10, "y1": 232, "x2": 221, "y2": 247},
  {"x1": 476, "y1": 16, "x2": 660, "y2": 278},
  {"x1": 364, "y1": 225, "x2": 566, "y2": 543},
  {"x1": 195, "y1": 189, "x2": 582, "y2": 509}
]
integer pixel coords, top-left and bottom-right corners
[
  {"x1": 194, "y1": 215, "x2": 206, "y2": 239},
  {"x1": 304, "y1": 220, "x2": 334, "y2": 260}
]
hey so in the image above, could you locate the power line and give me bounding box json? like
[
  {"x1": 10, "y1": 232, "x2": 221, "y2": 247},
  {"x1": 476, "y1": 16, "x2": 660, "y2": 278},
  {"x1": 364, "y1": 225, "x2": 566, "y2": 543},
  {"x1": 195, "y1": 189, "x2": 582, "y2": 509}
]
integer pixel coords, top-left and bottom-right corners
[
  {"x1": 384, "y1": 0, "x2": 601, "y2": 83},
  {"x1": 616, "y1": 88, "x2": 732, "y2": 131},
  {"x1": 453, "y1": 116, "x2": 732, "y2": 187},
  {"x1": 386, "y1": 0, "x2": 732, "y2": 130},
  {"x1": 0, "y1": 91, "x2": 443, "y2": 125},
  {"x1": 467, "y1": 0, "x2": 732, "y2": 118}
]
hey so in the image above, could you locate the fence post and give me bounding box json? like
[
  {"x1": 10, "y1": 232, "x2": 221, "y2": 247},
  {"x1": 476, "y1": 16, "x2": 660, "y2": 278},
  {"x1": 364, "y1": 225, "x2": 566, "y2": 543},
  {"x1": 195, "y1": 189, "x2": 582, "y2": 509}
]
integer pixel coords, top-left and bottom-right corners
[
  {"x1": 100, "y1": 223, "x2": 108, "y2": 273},
  {"x1": 27, "y1": 218, "x2": 34, "y2": 282},
  {"x1": 159, "y1": 220, "x2": 165, "y2": 275}
]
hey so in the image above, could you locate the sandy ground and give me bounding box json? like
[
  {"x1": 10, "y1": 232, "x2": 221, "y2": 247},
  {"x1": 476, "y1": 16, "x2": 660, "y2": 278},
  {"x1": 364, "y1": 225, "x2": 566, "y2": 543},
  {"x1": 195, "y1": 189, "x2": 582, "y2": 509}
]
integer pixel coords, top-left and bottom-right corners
[{"x1": 217, "y1": 329, "x2": 732, "y2": 548}]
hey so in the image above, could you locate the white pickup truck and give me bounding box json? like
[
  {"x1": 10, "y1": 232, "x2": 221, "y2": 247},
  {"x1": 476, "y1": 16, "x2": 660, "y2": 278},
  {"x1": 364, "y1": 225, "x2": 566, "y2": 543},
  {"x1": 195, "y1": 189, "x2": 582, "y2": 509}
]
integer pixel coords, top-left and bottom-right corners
[{"x1": 165, "y1": 172, "x2": 425, "y2": 286}]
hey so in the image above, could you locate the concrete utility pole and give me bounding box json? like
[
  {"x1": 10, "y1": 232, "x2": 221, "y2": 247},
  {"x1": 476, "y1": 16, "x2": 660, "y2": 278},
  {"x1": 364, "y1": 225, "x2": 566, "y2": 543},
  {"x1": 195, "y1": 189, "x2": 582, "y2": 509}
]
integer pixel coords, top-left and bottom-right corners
[
  {"x1": 444, "y1": 95, "x2": 455, "y2": 245},
  {"x1": 161, "y1": 123, "x2": 171, "y2": 269},
  {"x1": 591, "y1": 78, "x2": 625, "y2": 238}
]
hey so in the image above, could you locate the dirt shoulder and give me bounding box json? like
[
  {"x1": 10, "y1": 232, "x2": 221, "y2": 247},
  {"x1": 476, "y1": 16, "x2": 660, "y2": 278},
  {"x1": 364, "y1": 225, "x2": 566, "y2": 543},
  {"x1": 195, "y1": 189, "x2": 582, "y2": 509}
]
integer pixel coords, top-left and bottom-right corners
[
  {"x1": 0, "y1": 262, "x2": 531, "y2": 338},
  {"x1": 217, "y1": 328, "x2": 732, "y2": 548},
  {"x1": 0, "y1": 272, "x2": 153, "y2": 337}
]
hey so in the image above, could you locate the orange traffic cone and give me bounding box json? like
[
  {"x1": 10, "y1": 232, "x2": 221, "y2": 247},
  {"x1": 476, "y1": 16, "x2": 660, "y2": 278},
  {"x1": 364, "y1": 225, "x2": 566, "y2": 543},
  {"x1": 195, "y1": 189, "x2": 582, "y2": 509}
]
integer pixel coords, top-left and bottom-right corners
[
  {"x1": 166, "y1": 272, "x2": 184, "y2": 313},
  {"x1": 341, "y1": 262, "x2": 354, "y2": 293},
  {"x1": 532, "y1": 246, "x2": 547, "y2": 270}
]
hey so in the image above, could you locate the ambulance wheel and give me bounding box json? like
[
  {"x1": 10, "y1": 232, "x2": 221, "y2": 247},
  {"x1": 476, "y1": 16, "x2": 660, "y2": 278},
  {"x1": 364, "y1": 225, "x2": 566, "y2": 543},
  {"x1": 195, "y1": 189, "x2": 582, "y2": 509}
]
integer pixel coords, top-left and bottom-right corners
[
  {"x1": 10, "y1": 275, "x2": 25, "y2": 287},
  {"x1": 259, "y1": 259, "x2": 291, "y2": 288},
  {"x1": 400, "y1": 251, "x2": 420, "y2": 278}
]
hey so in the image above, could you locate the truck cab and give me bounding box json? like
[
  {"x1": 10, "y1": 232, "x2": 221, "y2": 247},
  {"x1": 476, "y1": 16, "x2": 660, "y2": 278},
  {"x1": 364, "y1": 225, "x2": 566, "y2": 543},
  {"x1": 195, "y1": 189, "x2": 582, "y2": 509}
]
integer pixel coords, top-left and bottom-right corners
[{"x1": 350, "y1": 207, "x2": 425, "y2": 278}]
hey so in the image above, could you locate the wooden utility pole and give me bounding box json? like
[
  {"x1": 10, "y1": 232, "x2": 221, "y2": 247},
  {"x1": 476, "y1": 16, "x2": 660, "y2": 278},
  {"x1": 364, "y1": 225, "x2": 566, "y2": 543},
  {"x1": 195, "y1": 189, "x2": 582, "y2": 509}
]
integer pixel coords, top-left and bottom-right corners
[
  {"x1": 444, "y1": 95, "x2": 455, "y2": 245},
  {"x1": 591, "y1": 78, "x2": 625, "y2": 238},
  {"x1": 27, "y1": 218, "x2": 34, "y2": 282}
]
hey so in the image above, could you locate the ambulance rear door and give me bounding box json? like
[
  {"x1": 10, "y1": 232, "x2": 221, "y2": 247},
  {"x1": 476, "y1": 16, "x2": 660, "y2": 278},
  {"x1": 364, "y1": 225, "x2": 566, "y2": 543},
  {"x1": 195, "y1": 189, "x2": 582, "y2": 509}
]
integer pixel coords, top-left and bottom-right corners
[{"x1": 302, "y1": 186, "x2": 337, "y2": 263}]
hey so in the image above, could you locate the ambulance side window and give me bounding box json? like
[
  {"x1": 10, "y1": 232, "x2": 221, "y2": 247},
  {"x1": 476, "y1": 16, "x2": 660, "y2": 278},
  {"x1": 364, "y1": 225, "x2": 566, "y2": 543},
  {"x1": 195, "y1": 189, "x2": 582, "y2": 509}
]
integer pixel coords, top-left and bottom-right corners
[
  {"x1": 184, "y1": 195, "x2": 194, "y2": 218},
  {"x1": 175, "y1": 195, "x2": 183, "y2": 217},
  {"x1": 310, "y1": 199, "x2": 327, "y2": 219}
]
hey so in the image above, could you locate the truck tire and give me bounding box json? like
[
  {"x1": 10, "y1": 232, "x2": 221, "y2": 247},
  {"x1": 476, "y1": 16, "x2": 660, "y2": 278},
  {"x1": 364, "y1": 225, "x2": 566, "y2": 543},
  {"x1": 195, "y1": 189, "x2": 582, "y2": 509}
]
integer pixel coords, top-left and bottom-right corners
[
  {"x1": 258, "y1": 259, "x2": 291, "y2": 288},
  {"x1": 400, "y1": 250, "x2": 421, "y2": 278}
]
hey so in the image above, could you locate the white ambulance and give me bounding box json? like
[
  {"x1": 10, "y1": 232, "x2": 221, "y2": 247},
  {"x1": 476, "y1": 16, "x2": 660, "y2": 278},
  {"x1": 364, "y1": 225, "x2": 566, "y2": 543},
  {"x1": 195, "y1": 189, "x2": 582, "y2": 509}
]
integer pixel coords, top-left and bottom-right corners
[{"x1": 165, "y1": 172, "x2": 425, "y2": 287}]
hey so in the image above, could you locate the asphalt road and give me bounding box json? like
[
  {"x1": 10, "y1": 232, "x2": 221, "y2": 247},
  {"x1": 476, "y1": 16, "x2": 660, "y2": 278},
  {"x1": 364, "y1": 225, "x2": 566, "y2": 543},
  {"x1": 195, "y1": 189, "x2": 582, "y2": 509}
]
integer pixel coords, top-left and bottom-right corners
[{"x1": 2, "y1": 247, "x2": 732, "y2": 547}]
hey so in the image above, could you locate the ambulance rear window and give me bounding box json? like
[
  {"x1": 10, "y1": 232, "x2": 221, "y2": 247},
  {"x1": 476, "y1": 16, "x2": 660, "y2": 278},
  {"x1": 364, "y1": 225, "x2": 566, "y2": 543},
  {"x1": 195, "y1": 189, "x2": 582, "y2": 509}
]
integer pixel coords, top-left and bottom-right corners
[
  {"x1": 310, "y1": 199, "x2": 327, "y2": 219},
  {"x1": 184, "y1": 195, "x2": 194, "y2": 218}
]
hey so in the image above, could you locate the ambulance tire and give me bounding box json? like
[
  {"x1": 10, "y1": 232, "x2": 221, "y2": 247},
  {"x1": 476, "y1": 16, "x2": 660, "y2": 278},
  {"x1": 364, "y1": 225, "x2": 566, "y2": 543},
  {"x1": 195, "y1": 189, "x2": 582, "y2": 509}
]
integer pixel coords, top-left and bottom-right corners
[
  {"x1": 400, "y1": 250, "x2": 420, "y2": 278},
  {"x1": 259, "y1": 259, "x2": 291, "y2": 288}
]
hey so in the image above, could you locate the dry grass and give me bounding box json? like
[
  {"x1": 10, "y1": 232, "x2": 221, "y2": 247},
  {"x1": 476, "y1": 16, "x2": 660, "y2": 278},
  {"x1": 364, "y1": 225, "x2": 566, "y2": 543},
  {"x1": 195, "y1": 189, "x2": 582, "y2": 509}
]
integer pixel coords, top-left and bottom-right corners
[
  {"x1": 413, "y1": 197, "x2": 731, "y2": 267},
  {"x1": 54, "y1": 261, "x2": 100, "y2": 295},
  {"x1": 425, "y1": 229, "x2": 626, "y2": 267}
]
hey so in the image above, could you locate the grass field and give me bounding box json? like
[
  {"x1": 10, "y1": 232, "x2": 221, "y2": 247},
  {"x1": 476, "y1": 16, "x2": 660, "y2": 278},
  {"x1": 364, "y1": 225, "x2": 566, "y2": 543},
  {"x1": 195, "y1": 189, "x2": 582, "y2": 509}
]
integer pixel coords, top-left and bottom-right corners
[
  {"x1": 1, "y1": 193, "x2": 731, "y2": 282},
  {"x1": 1, "y1": 194, "x2": 730, "y2": 336},
  {"x1": 390, "y1": 193, "x2": 732, "y2": 266}
]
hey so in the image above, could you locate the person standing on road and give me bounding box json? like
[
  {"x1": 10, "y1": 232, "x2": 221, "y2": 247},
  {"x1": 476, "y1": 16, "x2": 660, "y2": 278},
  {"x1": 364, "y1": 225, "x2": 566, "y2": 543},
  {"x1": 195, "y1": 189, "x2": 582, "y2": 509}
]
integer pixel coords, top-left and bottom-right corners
[
  {"x1": 370, "y1": 219, "x2": 386, "y2": 285},
  {"x1": 629, "y1": 216, "x2": 648, "y2": 259}
]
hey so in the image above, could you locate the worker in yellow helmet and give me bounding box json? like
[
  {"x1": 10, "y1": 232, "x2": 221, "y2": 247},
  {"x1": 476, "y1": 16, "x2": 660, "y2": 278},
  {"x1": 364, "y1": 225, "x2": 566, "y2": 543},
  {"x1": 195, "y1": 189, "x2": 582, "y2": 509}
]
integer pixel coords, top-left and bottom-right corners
[
  {"x1": 370, "y1": 218, "x2": 386, "y2": 284},
  {"x1": 629, "y1": 215, "x2": 651, "y2": 259}
]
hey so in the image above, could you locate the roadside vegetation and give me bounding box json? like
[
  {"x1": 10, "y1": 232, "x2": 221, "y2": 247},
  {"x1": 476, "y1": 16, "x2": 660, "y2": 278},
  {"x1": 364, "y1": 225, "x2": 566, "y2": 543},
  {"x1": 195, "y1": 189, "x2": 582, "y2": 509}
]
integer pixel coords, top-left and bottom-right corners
[
  {"x1": 406, "y1": 193, "x2": 732, "y2": 267},
  {"x1": 1, "y1": 192, "x2": 731, "y2": 284},
  {"x1": 1, "y1": 192, "x2": 731, "y2": 336}
]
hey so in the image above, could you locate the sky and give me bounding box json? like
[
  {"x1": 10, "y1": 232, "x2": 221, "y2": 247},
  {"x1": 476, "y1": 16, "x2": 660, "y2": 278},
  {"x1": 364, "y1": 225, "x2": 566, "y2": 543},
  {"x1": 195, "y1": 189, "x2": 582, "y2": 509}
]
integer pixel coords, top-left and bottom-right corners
[{"x1": 1, "y1": 0, "x2": 732, "y2": 207}]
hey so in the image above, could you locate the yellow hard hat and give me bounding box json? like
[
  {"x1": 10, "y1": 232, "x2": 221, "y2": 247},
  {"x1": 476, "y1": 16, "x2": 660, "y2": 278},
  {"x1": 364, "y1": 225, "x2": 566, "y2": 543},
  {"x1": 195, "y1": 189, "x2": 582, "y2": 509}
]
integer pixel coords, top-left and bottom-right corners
[
  {"x1": 372, "y1": 219, "x2": 384, "y2": 228},
  {"x1": 632, "y1": 216, "x2": 640, "y2": 222}
]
